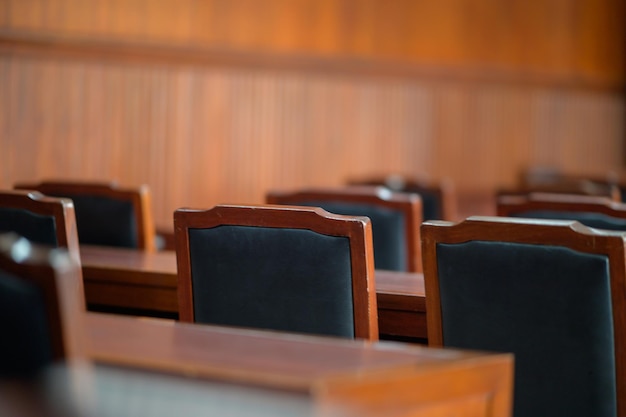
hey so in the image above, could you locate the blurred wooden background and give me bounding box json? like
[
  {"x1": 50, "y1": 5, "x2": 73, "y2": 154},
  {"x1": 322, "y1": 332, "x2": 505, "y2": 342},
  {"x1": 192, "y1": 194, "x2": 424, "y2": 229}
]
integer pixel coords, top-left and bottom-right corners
[{"x1": 1, "y1": 0, "x2": 624, "y2": 226}]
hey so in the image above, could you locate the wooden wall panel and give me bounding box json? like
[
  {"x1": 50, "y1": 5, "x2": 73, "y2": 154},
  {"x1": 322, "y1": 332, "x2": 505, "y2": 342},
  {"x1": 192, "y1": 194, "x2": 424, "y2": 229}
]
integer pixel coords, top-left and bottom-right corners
[
  {"x1": 1, "y1": 49, "x2": 623, "y2": 226},
  {"x1": 0, "y1": 0, "x2": 624, "y2": 226},
  {"x1": 1, "y1": 0, "x2": 624, "y2": 84}
]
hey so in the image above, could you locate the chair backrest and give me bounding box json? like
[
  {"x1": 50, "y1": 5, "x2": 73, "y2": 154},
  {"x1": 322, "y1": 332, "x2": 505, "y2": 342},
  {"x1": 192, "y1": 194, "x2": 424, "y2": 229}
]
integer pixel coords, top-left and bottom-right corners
[
  {"x1": 497, "y1": 193, "x2": 626, "y2": 231},
  {"x1": 0, "y1": 190, "x2": 80, "y2": 262},
  {"x1": 15, "y1": 181, "x2": 156, "y2": 251},
  {"x1": 174, "y1": 204, "x2": 378, "y2": 341},
  {"x1": 348, "y1": 175, "x2": 457, "y2": 221},
  {"x1": 498, "y1": 179, "x2": 621, "y2": 202},
  {"x1": 266, "y1": 186, "x2": 422, "y2": 272},
  {"x1": 520, "y1": 167, "x2": 622, "y2": 200},
  {"x1": 421, "y1": 216, "x2": 626, "y2": 417},
  {"x1": 0, "y1": 233, "x2": 85, "y2": 377}
]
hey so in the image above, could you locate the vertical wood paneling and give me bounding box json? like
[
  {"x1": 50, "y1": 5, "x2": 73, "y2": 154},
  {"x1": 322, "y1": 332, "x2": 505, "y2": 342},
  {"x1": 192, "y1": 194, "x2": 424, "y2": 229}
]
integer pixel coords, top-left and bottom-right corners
[
  {"x1": 1, "y1": 0, "x2": 624, "y2": 224},
  {"x1": 1, "y1": 52, "x2": 624, "y2": 225}
]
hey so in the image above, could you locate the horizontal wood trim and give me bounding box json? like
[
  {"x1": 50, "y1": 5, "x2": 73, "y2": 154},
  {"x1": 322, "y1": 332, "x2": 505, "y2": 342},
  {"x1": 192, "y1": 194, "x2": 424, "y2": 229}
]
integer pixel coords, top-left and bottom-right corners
[{"x1": 0, "y1": 29, "x2": 623, "y2": 92}]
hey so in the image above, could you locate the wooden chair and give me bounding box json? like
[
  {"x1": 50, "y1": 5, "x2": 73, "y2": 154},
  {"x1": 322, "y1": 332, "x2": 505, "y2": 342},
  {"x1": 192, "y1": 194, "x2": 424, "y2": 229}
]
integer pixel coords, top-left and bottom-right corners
[
  {"x1": 348, "y1": 175, "x2": 457, "y2": 221},
  {"x1": 497, "y1": 193, "x2": 626, "y2": 231},
  {"x1": 266, "y1": 186, "x2": 422, "y2": 272},
  {"x1": 0, "y1": 233, "x2": 85, "y2": 377},
  {"x1": 422, "y1": 216, "x2": 626, "y2": 417},
  {"x1": 0, "y1": 189, "x2": 80, "y2": 263},
  {"x1": 175, "y1": 204, "x2": 378, "y2": 341},
  {"x1": 500, "y1": 168, "x2": 621, "y2": 202},
  {"x1": 15, "y1": 181, "x2": 156, "y2": 251},
  {"x1": 520, "y1": 167, "x2": 622, "y2": 200}
]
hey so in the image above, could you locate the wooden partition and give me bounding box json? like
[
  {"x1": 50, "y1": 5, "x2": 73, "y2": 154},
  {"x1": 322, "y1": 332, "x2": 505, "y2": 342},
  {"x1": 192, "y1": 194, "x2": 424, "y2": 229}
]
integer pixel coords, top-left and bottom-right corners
[{"x1": 1, "y1": 0, "x2": 624, "y2": 226}]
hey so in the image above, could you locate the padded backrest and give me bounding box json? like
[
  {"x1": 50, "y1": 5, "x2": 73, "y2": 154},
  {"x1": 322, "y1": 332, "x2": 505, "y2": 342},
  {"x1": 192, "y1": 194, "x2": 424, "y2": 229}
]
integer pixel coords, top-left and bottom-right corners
[
  {"x1": 61, "y1": 193, "x2": 137, "y2": 248},
  {"x1": 436, "y1": 240, "x2": 615, "y2": 417},
  {"x1": 175, "y1": 204, "x2": 378, "y2": 341},
  {"x1": 509, "y1": 210, "x2": 626, "y2": 231},
  {"x1": 0, "y1": 268, "x2": 53, "y2": 377},
  {"x1": 189, "y1": 225, "x2": 354, "y2": 338},
  {"x1": 0, "y1": 233, "x2": 85, "y2": 377},
  {"x1": 497, "y1": 194, "x2": 626, "y2": 232},
  {"x1": 267, "y1": 187, "x2": 422, "y2": 272},
  {"x1": 346, "y1": 176, "x2": 456, "y2": 221},
  {"x1": 0, "y1": 190, "x2": 80, "y2": 263},
  {"x1": 14, "y1": 181, "x2": 155, "y2": 251},
  {"x1": 407, "y1": 188, "x2": 440, "y2": 222},
  {"x1": 0, "y1": 207, "x2": 58, "y2": 246},
  {"x1": 286, "y1": 201, "x2": 405, "y2": 272},
  {"x1": 422, "y1": 217, "x2": 626, "y2": 417}
]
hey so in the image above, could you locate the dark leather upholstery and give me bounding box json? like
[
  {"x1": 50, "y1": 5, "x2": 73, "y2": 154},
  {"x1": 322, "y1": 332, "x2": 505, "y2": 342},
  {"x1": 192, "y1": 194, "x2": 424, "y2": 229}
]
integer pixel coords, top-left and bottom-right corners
[
  {"x1": 0, "y1": 207, "x2": 58, "y2": 246},
  {"x1": 0, "y1": 270, "x2": 52, "y2": 377},
  {"x1": 189, "y1": 225, "x2": 355, "y2": 338},
  {"x1": 436, "y1": 240, "x2": 616, "y2": 417},
  {"x1": 511, "y1": 210, "x2": 626, "y2": 231},
  {"x1": 285, "y1": 201, "x2": 406, "y2": 271},
  {"x1": 63, "y1": 194, "x2": 138, "y2": 248},
  {"x1": 407, "y1": 188, "x2": 441, "y2": 221}
]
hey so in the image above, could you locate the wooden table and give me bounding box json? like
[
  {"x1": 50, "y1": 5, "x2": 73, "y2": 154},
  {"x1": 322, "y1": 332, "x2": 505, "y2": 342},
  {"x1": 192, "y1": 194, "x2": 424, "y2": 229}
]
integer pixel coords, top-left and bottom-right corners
[
  {"x1": 79, "y1": 312, "x2": 511, "y2": 417},
  {"x1": 80, "y1": 246, "x2": 426, "y2": 341},
  {"x1": 0, "y1": 313, "x2": 513, "y2": 416}
]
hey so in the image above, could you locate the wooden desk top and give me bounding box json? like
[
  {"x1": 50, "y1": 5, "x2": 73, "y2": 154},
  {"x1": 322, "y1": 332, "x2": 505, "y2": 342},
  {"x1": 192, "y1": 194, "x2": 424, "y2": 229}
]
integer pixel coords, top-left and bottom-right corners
[
  {"x1": 3, "y1": 313, "x2": 513, "y2": 417},
  {"x1": 86, "y1": 312, "x2": 431, "y2": 390},
  {"x1": 83, "y1": 313, "x2": 513, "y2": 416}
]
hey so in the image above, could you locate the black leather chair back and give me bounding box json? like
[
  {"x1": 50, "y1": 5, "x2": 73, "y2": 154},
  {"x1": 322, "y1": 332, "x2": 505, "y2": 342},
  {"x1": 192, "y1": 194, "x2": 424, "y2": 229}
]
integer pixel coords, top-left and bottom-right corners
[
  {"x1": 0, "y1": 207, "x2": 58, "y2": 246},
  {"x1": 63, "y1": 194, "x2": 138, "y2": 248},
  {"x1": 510, "y1": 210, "x2": 626, "y2": 231},
  {"x1": 290, "y1": 200, "x2": 405, "y2": 271},
  {"x1": 436, "y1": 240, "x2": 615, "y2": 417},
  {"x1": 0, "y1": 268, "x2": 53, "y2": 377},
  {"x1": 189, "y1": 225, "x2": 354, "y2": 338}
]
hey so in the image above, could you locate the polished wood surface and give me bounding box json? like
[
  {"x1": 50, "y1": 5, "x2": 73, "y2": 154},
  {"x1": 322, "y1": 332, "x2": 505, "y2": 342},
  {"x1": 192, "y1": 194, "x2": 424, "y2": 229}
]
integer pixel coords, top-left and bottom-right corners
[
  {"x1": 80, "y1": 245, "x2": 426, "y2": 340},
  {"x1": 83, "y1": 312, "x2": 513, "y2": 416}
]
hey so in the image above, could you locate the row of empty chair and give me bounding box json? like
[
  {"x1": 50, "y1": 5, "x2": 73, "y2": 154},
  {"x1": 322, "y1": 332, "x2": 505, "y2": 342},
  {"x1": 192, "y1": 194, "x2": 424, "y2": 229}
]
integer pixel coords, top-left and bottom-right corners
[{"x1": 5, "y1": 177, "x2": 626, "y2": 416}]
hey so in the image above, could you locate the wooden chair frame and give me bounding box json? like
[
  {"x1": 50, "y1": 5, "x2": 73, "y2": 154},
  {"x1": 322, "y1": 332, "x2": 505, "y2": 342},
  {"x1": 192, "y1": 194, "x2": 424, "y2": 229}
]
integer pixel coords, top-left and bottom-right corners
[
  {"x1": 421, "y1": 216, "x2": 626, "y2": 416},
  {"x1": 0, "y1": 189, "x2": 80, "y2": 263},
  {"x1": 347, "y1": 175, "x2": 458, "y2": 221},
  {"x1": 174, "y1": 204, "x2": 378, "y2": 341},
  {"x1": 497, "y1": 192, "x2": 626, "y2": 220},
  {"x1": 266, "y1": 186, "x2": 423, "y2": 272},
  {"x1": 0, "y1": 233, "x2": 85, "y2": 362},
  {"x1": 15, "y1": 181, "x2": 156, "y2": 251}
]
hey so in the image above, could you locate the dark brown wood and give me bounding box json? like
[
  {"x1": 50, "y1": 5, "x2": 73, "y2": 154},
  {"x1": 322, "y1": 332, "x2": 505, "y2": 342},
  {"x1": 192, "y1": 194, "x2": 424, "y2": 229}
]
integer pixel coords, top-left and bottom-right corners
[
  {"x1": 174, "y1": 204, "x2": 378, "y2": 341},
  {"x1": 0, "y1": 233, "x2": 85, "y2": 362},
  {"x1": 376, "y1": 270, "x2": 426, "y2": 340},
  {"x1": 497, "y1": 181, "x2": 621, "y2": 202},
  {"x1": 497, "y1": 192, "x2": 626, "y2": 220},
  {"x1": 347, "y1": 175, "x2": 458, "y2": 221},
  {"x1": 15, "y1": 181, "x2": 156, "y2": 252},
  {"x1": 421, "y1": 216, "x2": 626, "y2": 417},
  {"x1": 79, "y1": 245, "x2": 427, "y2": 340},
  {"x1": 267, "y1": 186, "x2": 423, "y2": 272},
  {"x1": 84, "y1": 312, "x2": 513, "y2": 416}
]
